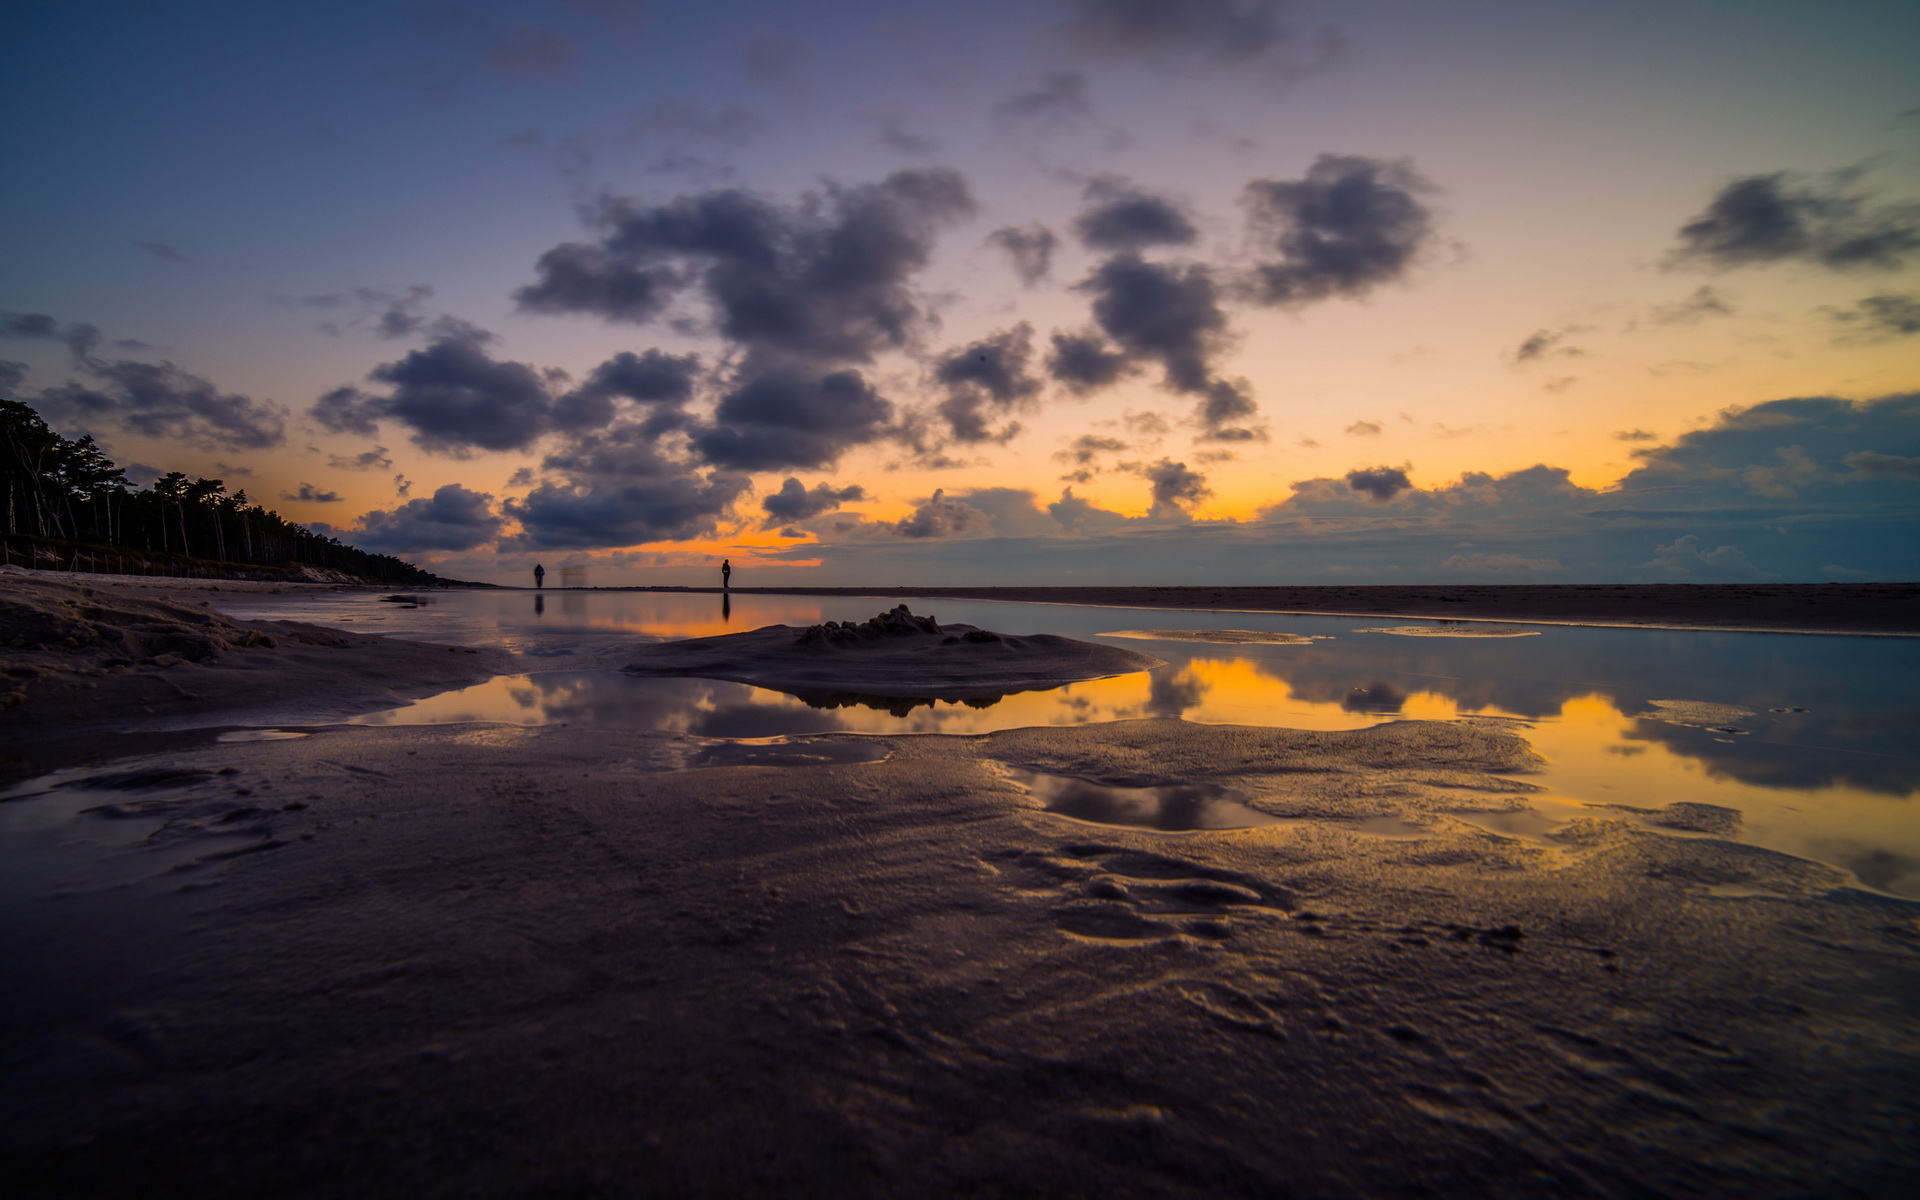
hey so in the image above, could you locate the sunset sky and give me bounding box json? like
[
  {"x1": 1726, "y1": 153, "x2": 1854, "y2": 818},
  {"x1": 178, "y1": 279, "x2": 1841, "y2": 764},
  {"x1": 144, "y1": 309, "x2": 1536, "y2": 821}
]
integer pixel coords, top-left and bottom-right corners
[{"x1": 4, "y1": 0, "x2": 1918, "y2": 585}]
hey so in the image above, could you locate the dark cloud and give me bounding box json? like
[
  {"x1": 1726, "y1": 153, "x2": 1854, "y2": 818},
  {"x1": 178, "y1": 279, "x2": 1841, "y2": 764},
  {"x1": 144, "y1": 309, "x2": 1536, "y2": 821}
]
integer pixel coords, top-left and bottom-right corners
[
  {"x1": 760, "y1": 477, "x2": 865, "y2": 527},
  {"x1": 992, "y1": 71, "x2": 1091, "y2": 126},
  {"x1": 1844, "y1": 450, "x2": 1920, "y2": 482},
  {"x1": 691, "y1": 369, "x2": 894, "y2": 471},
  {"x1": 516, "y1": 169, "x2": 974, "y2": 366},
  {"x1": 355, "y1": 332, "x2": 558, "y2": 454},
  {"x1": 293, "y1": 285, "x2": 442, "y2": 340},
  {"x1": 1614, "y1": 429, "x2": 1659, "y2": 443},
  {"x1": 284, "y1": 483, "x2": 343, "y2": 503},
  {"x1": 1078, "y1": 254, "x2": 1260, "y2": 436},
  {"x1": 876, "y1": 121, "x2": 939, "y2": 157},
  {"x1": 1641, "y1": 534, "x2": 1771, "y2": 580},
  {"x1": 1054, "y1": 433, "x2": 1128, "y2": 481},
  {"x1": 1615, "y1": 393, "x2": 1920, "y2": 504},
  {"x1": 1, "y1": 311, "x2": 101, "y2": 360},
  {"x1": 134, "y1": 240, "x2": 185, "y2": 262},
  {"x1": 1345, "y1": 464, "x2": 1413, "y2": 503},
  {"x1": 932, "y1": 324, "x2": 1044, "y2": 443},
  {"x1": 1047, "y1": 0, "x2": 1341, "y2": 81},
  {"x1": 1242, "y1": 154, "x2": 1438, "y2": 306},
  {"x1": 0, "y1": 361, "x2": 26, "y2": 391},
  {"x1": 1513, "y1": 327, "x2": 1585, "y2": 363},
  {"x1": 552, "y1": 348, "x2": 701, "y2": 432},
  {"x1": 1044, "y1": 330, "x2": 1133, "y2": 394},
  {"x1": 988, "y1": 224, "x2": 1059, "y2": 286},
  {"x1": 350, "y1": 483, "x2": 504, "y2": 553},
  {"x1": 1827, "y1": 292, "x2": 1920, "y2": 338},
  {"x1": 36, "y1": 358, "x2": 286, "y2": 450},
  {"x1": 508, "y1": 421, "x2": 751, "y2": 549},
  {"x1": 1670, "y1": 170, "x2": 1920, "y2": 272},
  {"x1": 627, "y1": 98, "x2": 767, "y2": 149},
  {"x1": 1139, "y1": 458, "x2": 1211, "y2": 516},
  {"x1": 1073, "y1": 179, "x2": 1198, "y2": 251},
  {"x1": 895, "y1": 488, "x2": 988, "y2": 538},
  {"x1": 329, "y1": 445, "x2": 394, "y2": 471}
]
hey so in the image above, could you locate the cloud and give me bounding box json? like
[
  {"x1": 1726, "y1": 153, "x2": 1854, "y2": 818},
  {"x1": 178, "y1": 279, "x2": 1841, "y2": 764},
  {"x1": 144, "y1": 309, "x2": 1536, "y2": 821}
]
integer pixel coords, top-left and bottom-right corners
[
  {"x1": 1826, "y1": 292, "x2": 1920, "y2": 339},
  {"x1": 1138, "y1": 457, "x2": 1211, "y2": 516},
  {"x1": 626, "y1": 98, "x2": 766, "y2": 150},
  {"x1": 1242, "y1": 154, "x2": 1438, "y2": 305},
  {"x1": 1437, "y1": 552, "x2": 1563, "y2": 575},
  {"x1": 553, "y1": 348, "x2": 701, "y2": 432},
  {"x1": 294, "y1": 284, "x2": 441, "y2": 339},
  {"x1": 988, "y1": 224, "x2": 1059, "y2": 286},
  {"x1": 515, "y1": 170, "x2": 974, "y2": 400},
  {"x1": 690, "y1": 368, "x2": 895, "y2": 471},
  {"x1": 760, "y1": 476, "x2": 866, "y2": 527},
  {"x1": 876, "y1": 120, "x2": 939, "y2": 157},
  {"x1": 1614, "y1": 429, "x2": 1658, "y2": 442},
  {"x1": 1054, "y1": 433, "x2": 1128, "y2": 481},
  {"x1": 1344, "y1": 420, "x2": 1381, "y2": 437},
  {"x1": 931, "y1": 323, "x2": 1044, "y2": 443},
  {"x1": 1344, "y1": 464, "x2": 1412, "y2": 503},
  {"x1": 1046, "y1": 0, "x2": 1341, "y2": 82},
  {"x1": 0, "y1": 361, "x2": 26, "y2": 391},
  {"x1": 1669, "y1": 169, "x2": 1920, "y2": 272},
  {"x1": 34, "y1": 357, "x2": 286, "y2": 451},
  {"x1": 508, "y1": 423, "x2": 751, "y2": 548},
  {"x1": 1646, "y1": 285, "x2": 1735, "y2": 325},
  {"x1": 1073, "y1": 178, "x2": 1198, "y2": 251},
  {"x1": 284, "y1": 483, "x2": 343, "y2": 503},
  {"x1": 323, "y1": 331, "x2": 559, "y2": 455},
  {"x1": 992, "y1": 71, "x2": 1091, "y2": 126},
  {"x1": 329, "y1": 446, "x2": 394, "y2": 471},
  {"x1": 1045, "y1": 330, "x2": 1135, "y2": 394},
  {"x1": 349, "y1": 483, "x2": 504, "y2": 553},
  {"x1": 1, "y1": 311, "x2": 102, "y2": 360},
  {"x1": 895, "y1": 488, "x2": 989, "y2": 538},
  {"x1": 134, "y1": 240, "x2": 186, "y2": 262},
  {"x1": 1077, "y1": 253, "x2": 1260, "y2": 436},
  {"x1": 1512, "y1": 327, "x2": 1586, "y2": 363},
  {"x1": 1642, "y1": 534, "x2": 1772, "y2": 579},
  {"x1": 1845, "y1": 450, "x2": 1920, "y2": 481}
]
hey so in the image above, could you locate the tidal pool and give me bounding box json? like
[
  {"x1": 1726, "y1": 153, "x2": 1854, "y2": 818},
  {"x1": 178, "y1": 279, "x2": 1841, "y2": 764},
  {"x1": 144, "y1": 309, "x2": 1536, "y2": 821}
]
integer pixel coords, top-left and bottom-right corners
[{"x1": 220, "y1": 588, "x2": 1920, "y2": 897}]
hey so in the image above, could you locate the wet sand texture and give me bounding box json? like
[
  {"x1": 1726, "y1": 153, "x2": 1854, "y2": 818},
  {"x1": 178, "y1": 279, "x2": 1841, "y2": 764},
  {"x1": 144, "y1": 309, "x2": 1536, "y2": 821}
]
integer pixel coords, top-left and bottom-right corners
[
  {"x1": 2, "y1": 575, "x2": 1918, "y2": 1196},
  {"x1": 624, "y1": 604, "x2": 1163, "y2": 698},
  {"x1": 1101, "y1": 629, "x2": 1321, "y2": 645}
]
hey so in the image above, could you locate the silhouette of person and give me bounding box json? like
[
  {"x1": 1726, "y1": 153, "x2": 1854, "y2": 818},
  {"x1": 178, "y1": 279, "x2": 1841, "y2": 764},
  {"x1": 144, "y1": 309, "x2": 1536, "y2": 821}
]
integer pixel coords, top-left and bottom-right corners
[
  {"x1": 721, "y1": 558, "x2": 732, "y2": 590},
  {"x1": 533, "y1": 563, "x2": 546, "y2": 589}
]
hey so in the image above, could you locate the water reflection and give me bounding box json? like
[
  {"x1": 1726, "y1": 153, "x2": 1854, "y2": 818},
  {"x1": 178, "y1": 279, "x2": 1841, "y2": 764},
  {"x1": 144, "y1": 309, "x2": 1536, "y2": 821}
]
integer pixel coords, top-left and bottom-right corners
[
  {"x1": 1006, "y1": 768, "x2": 1285, "y2": 831},
  {"x1": 221, "y1": 589, "x2": 1920, "y2": 896}
]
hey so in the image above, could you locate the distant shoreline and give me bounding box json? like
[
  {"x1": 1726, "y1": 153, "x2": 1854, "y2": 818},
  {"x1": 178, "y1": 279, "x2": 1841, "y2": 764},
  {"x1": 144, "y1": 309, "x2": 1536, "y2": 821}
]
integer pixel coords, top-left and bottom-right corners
[{"x1": 589, "y1": 582, "x2": 1920, "y2": 637}]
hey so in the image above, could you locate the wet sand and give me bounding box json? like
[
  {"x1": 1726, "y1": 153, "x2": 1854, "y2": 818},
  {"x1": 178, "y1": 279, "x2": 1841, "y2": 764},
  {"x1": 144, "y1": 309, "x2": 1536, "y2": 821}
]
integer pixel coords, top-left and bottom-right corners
[{"x1": 3, "y1": 572, "x2": 1917, "y2": 1197}]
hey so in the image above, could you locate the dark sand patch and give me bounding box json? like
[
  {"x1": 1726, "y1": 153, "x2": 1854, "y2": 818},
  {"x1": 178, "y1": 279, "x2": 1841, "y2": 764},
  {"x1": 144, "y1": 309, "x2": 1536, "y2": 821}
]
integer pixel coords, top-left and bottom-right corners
[
  {"x1": 625, "y1": 604, "x2": 1161, "y2": 699},
  {"x1": 1101, "y1": 628, "x2": 1323, "y2": 645}
]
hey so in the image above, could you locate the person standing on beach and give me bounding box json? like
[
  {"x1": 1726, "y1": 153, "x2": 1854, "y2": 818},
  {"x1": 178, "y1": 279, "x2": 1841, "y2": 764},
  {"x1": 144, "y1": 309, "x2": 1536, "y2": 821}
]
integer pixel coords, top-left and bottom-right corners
[
  {"x1": 721, "y1": 558, "x2": 732, "y2": 590},
  {"x1": 533, "y1": 563, "x2": 545, "y2": 590}
]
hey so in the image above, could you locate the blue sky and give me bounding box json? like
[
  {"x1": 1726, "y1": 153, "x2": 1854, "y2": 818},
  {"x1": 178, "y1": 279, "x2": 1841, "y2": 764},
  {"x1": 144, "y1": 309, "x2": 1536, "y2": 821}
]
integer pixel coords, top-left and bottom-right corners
[{"x1": 4, "y1": 1, "x2": 1918, "y2": 584}]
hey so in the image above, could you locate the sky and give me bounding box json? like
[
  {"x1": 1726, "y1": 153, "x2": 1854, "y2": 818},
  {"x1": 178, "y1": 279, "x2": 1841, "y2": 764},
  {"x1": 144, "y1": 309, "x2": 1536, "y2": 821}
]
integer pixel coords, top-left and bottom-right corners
[{"x1": 3, "y1": 0, "x2": 1918, "y2": 586}]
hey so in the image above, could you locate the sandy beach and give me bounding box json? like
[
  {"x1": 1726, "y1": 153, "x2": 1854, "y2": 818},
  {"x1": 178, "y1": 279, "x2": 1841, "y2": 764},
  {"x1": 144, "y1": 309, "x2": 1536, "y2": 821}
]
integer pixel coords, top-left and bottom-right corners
[{"x1": 3, "y1": 571, "x2": 1917, "y2": 1197}]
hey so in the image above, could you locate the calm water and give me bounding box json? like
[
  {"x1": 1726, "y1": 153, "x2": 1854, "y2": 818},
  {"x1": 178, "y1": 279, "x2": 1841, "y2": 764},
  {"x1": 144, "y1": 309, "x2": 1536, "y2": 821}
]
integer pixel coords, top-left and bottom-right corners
[{"x1": 205, "y1": 589, "x2": 1920, "y2": 897}]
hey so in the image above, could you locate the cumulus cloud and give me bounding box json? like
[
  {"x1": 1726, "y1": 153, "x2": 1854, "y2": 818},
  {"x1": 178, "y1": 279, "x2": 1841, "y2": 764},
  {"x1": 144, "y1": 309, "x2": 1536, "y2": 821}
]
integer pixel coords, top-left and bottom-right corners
[
  {"x1": 988, "y1": 224, "x2": 1059, "y2": 286},
  {"x1": 1669, "y1": 169, "x2": 1920, "y2": 272},
  {"x1": 1138, "y1": 457, "x2": 1211, "y2": 517},
  {"x1": 1344, "y1": 464, "x2": 1412, "y2": 503},
  {"x1": 284, "y1": 483, "x2": 343, "y2": 503},
  {"x1": 1074, "y1": 178, "x2": 1198, "y2": 251},
  {"x1": 760, "y1": 476, "x2": 865, "y2": 526},
  {"x1": 1642, "y1": 534, "x2": 1771, "y2": 579},
  {"x1": 552, "y1": 348, "x2": 701, "y2": 432},
  {"x1": 1047, "y1": 0, "x2": 1341, "y2": 82},
  {"x1": 931, "y1": 324, "x2": 1044, "y2": 443},
  {"x1": 1242, "y1": 154, "x2": 1438, "y2": 306},
  {"x1": 508, "y1": 421, "x2": 751, "y2": 549},
  {"x1": 1, "y1": 310, "x2": 102, "y2": 361},
  {"x1": 895, "y1": 488, "x2": 989, "y2": 538},
  {"x1": 1615, "y1": 393, "x2": 1920, "y2": 504},
  {"x1": 1045, "y1": 330, "x2": 1134, "y2": 394},
  {"x1": 326, "y1": 331, "x2": 561, "y2": 455},
  {"x1": 691, "y1": 368, "x2": 894, "y2": 470},
  {"x1": 1075, "y1": 253, "x2": 1260, "y2": 436},
  {"x1": 350, "y1": 483, "x2": 504, "y2": 553}
]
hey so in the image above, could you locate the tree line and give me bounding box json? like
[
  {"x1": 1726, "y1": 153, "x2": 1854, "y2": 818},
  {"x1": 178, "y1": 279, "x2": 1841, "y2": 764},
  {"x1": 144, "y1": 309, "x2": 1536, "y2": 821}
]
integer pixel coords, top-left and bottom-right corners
[{"x1": 1, "y1": 399, "x2": 447, "y2": 583}]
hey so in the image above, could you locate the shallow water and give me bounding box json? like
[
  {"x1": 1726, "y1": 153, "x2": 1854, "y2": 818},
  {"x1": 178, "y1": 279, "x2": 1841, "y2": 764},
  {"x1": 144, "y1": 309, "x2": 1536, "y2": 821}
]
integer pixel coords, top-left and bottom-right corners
[{"x1": 215, "y1": 589, "x2": 1920, "y2": 896}]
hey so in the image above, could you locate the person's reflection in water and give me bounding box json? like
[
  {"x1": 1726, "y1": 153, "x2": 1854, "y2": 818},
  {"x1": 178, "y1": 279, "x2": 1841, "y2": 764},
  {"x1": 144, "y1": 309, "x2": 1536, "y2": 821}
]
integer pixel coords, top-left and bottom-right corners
[
  {"x1": 533, "y1": 593, "x2": 545, "y2": 617},
  {"x1": 721, "y1": 591, "x2": 731, "y2": 623}
]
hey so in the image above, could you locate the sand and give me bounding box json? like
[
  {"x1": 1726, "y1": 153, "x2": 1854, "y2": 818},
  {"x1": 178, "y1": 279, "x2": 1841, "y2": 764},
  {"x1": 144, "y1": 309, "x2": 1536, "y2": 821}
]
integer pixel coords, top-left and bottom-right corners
[
  {"x1": 3, "y1": 572, "x2": 1918, "y2": 1197},
  {"x1": 625, "y1": 604, "x2": 1162, "y2": 699}
]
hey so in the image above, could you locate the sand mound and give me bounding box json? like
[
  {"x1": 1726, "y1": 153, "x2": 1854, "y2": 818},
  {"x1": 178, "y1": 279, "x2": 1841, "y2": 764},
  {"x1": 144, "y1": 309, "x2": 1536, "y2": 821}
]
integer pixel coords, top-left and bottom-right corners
[
  {"x1": 625, "y1": 604, "x2": 1162, "y2": 699},
  {"x1": 1101, "y1": 629, "x2": 1322, "y2": 645}
]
